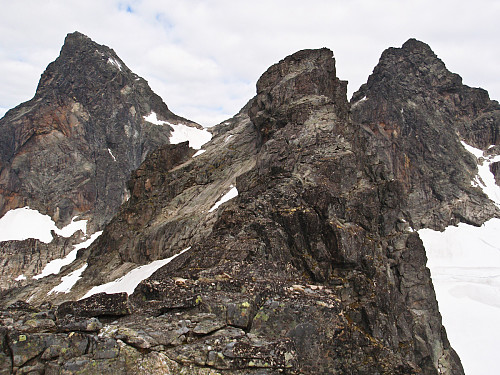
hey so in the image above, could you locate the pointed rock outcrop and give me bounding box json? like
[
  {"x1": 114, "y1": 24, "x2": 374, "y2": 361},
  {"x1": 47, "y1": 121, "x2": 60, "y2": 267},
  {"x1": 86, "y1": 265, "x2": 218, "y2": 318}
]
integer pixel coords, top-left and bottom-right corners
[
  {"x1": 0, "y1": 31, "x2": 198, "y2": 230},
  {"x1": 351, "y1": 38, "x2": 500, "y2": 230},
  {"x1": 0, "y1": 31, "x2": 201, "y2": 290}
]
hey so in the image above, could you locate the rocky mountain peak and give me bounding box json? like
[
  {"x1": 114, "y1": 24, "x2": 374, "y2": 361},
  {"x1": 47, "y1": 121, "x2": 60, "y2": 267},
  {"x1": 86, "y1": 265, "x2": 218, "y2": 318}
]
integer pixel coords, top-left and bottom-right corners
[
  {"x1": 250, "y1": 47, "x2": 348, "y2": 144},
  {"x1": 0, "y1": 31, "x2": 193, "y2": 227},
  {"x1": 0, "y1": 32, "x2": 204, "y2": 291},
  {"x1": 56, "y1": 30, "x2": 114, "y2": 62},
  {"x1": 351, "y1": 38, "x2": 500, "y2": 231},
  {"x1": 399, "y1": 37, "x2": 439, "y2": 57},
  {"x1": 61, "y1": 31, "x2": 101, "y2": 52},
  {"x1": 36, "y1": 31, "x2": 134, "y2": 105},
  {"x1": 255, "y1": 47, "x2": 336, "y2": 93},
  {"x1": 353, "y1": 38, "x2": 465, "y2": 103}
]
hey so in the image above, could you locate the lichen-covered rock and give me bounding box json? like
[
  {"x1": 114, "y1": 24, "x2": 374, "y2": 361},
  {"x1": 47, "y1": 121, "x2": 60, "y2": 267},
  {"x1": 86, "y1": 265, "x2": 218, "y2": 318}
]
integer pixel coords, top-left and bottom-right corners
[
  {"x1": 56, "y1": 292, "x2": 131, "y2": 318},
  {"x1": 56, "y1": 316, "x2": 102, "y2": 332},
  {"x1": 8, "y1": 331, "x2": 47, "y2": 368}
]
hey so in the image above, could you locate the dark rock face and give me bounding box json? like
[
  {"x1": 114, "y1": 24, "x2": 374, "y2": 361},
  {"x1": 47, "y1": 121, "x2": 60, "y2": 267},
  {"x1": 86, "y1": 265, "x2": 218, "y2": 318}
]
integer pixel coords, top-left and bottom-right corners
[
  {"x1": 0, "y1": 32, "x2": 201, "y2": 288},
  {"x1": 72, "y1": 107, "x2": 259, "y2": 291},
  {"x1": 249, "y1": 48, "x2": 349, "y2": 144},
  {"x1": 0, "y1": 31, "x2": 197, "y2": 230},
  {"x1": 1, "y1": 38, "x2": 499, "y2": 374},
  {"x1": 0, "y1": 230, "x2": 84, "y2": 291},
  {"x1": 56, "y1": 292, "x2": 131, "y2": 319},
  {"x1": 351, "y1": 38, "x2": 500, "y2": 230}
]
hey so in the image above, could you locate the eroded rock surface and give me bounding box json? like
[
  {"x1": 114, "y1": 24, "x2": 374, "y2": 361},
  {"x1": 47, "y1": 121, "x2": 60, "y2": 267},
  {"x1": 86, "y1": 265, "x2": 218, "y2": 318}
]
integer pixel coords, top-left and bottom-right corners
[
  {"x1": 351, "y1": 38, "x2": 500, "y2": 230},
  {"x1": 0, "y1": 32, "x2": 201, "y2": 287},
  {"x1": 1, "y1": 39, "x2": 499, "y2": 374}
]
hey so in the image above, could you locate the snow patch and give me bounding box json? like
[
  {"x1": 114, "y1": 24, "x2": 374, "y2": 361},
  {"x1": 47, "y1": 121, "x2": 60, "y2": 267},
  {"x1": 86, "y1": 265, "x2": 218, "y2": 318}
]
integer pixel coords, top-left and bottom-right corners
[
  {"x1": 461, "y1": 141, "x2": 484, "y2": 158},
  {"x1": 35, "y1": 231, "x2": 103, "y2": 280},
  {"x1": 169, "y1": 123, "x2": 212, "y2": 150},
  {"x1": 225, "y1": 135, "x2": 234, "y2": 143},
  {"x1": 209, "y1": 185, "x2": 238, "y2": 213},
  {"x1": 192, "y1": 149, "x2": 206, "y2": 157},
  {"x1": 56, "y1": 216, "x2": 88, "y2": 238},
  {"x1": 15, "y1": 275, "x2": 26, "y2": 281},
  {"x1": 461, "y1": 141, "x2": 500, "y2": 206},
  {"x1": 351, "y1": 96, "x2": 367, "y2": 108},
  {"x1": 49, "y1": 263, "x2": 88, "y2": 294},
  {"x1": 107, "y1": 57, "x2": 122, "y2": 70},
  {"x1": 419, "y1": 218, "x2": 500, "y2": 375},
  {"x1": 0, "y1": 208, "x2": 87, "y2": 243},
  {"x1": 143, "y1": 112, "x2": 164, "y2": 125},
  {"x1": 81, "y1": 247, "x2": 191, "y2": 298},
  {"x1": 108, "y1": 148, "x2": 117, "y2": 161},
  {"x1": 144, "y1": 112, "x2": 212, "y2": 149}
]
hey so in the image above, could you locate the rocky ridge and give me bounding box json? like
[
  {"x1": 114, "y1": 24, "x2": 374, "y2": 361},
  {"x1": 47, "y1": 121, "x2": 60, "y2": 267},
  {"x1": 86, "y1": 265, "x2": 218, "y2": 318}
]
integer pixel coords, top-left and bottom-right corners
[{"x1": 0, "y1": 37, "x2": 499, "y2": 374}]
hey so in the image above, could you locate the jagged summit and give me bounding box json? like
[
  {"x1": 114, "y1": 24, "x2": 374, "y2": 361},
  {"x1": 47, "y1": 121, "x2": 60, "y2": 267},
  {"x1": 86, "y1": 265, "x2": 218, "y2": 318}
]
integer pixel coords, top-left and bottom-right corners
[
  {"x1": 351, "y1": 38, "x2": 500, "y2": 231},
  {"x1": 0, "y1": 32, "x2": 206, "y2": 291},
  {"x1": 61, "y1": 30, "x2": 109, "y2": 53},
  {"x1": 255, "y1": 47, "x2": 337, "y2": 92},
  {"x1": 393, "y1": 38, "x2": 439, "y2": 57},
  {"x1": 34, "y1": 31, "x2": 182, "y2": 123},
  {"x1": 353, "y1": 38, "x2": 466, "y2": 101},
  {"x1": 0, "y1": 31, "x2": 198, "y2": 225},
  {"x1": 35, "y1": 31, "x2": 131, "y2": 96},
  {"x1": 250, "y1": 47, "x2": 348, "y2": 145},
  {"x1": 35, "y1": 31, "x2": 136, "y2": 100}
]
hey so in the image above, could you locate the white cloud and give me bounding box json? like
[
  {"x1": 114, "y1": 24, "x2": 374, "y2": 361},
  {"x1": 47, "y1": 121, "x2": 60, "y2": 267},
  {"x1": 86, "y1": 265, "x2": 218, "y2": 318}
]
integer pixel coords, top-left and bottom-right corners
[{"x1": 0, "y1": 0, "x2": 499, "y2": 128}]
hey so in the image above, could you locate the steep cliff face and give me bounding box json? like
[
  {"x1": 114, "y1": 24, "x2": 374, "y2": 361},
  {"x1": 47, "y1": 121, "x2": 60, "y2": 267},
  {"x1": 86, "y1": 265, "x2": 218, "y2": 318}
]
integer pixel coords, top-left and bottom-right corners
[
  {"x1": 351, "y1": 39, "x2": 500, "y2": 231},
  {"x1": 0, "y1": 31, "x2": 200, "y2": 229},
  {"x1": 0, "y1": 39, "x2": 498, "y2": 374},
  {"x1": 0, "y1": 32, "x2": 203, "y2": 289}
]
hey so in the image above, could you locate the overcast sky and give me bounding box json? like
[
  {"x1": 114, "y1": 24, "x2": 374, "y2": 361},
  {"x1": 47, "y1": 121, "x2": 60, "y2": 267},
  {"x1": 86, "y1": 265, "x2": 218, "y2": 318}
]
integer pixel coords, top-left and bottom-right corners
[{"x1": 1, "y1": 0, "x2": 499, "y2": 126}]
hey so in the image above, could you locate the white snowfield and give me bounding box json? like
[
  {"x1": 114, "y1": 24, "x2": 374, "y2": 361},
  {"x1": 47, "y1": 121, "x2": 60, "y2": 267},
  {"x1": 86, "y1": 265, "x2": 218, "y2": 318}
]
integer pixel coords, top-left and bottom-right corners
[
  {"x1": 0, "y1": 207, "x2": 87, "y2": 244},
  {"x1": 107, "y1": 57, "x2": 123, "y2": 71},
  {"x1": 420, "y1": 142, "x2": 500, "y2": 375},
  {"x1": 461, "y1": 141, "x2": 500, "y2": 206},
  {"x1": 208, "y1": 185, "x2": 238, "y2": 213},
  {"x1": 34, "y1": 231, "x2": 103, "y2": 280},
  {"x1": 192, "y1": 149, "x2": 206, "y2": 157},
  {"x1": 49, "y1": 263, "x2": 88, "y2": 295},
  {"x1": 0, "y1": 206, "x2": 103, "y2": 284},
  {"x1": 81, "y1": 247, "x2": 191, "y2": 299},
  {"x1": 144, "y1": 112, "x2": 212, "y2": 150}
]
